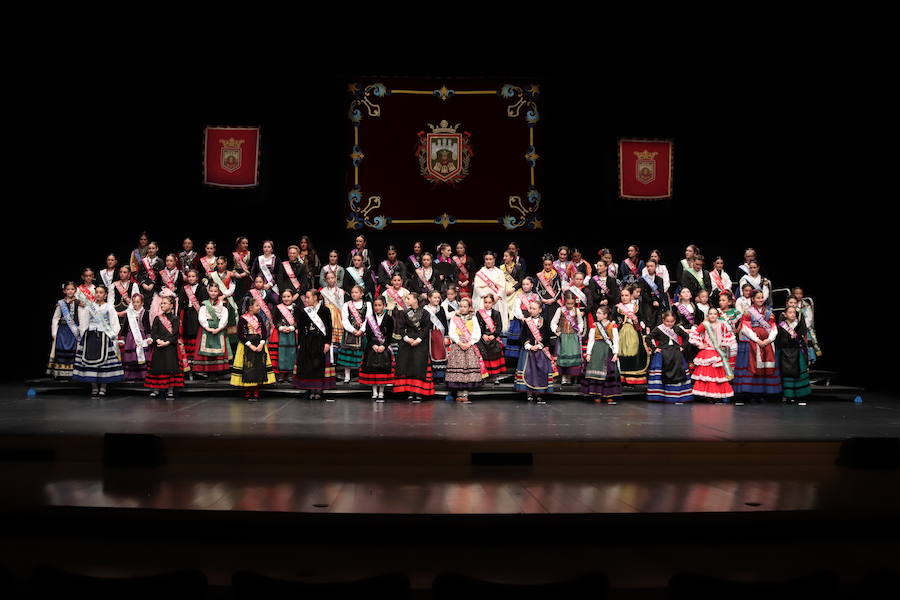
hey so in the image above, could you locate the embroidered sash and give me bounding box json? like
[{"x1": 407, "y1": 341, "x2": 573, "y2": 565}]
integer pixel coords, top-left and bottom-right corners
[
  {"x1": 524, "y1": 317, "x2": 555, "y2": 363},
  {"x1": 159, "y1": 312, "x2": 174, "y2": 334},
  {"x1": 200, "y1": 256, "x2": 216, "y2": 274},
  {"x1": 385, "y1": 286, "x2": 406, "y2": 309},
  {"x1": 596, "y1": 321, "x2": 614, "y2": 349},
  {"x1": 258, "y1": 255, "x2": 277, "y2": 288},
  {"x1": 453, "y1": 256, "x2": 469, "y2": 282},
  {"x1": 126, "y1": 306, "x2": 147, "y2": 363},
  {"x1": 676, "y1": 302, "x2": 695, "y2": 325},
  {"x1": 710, "y1": 269, "x2": 726, "y2": 291},
  {"x1": 519, "y1": 291, "x2": 539, "y2": 313},
  {"x1": 552, "y1": 260, "x2": 571, "y2": 281},
  {"x1": 415, "y1": 268, "x2": 434, "y2": 291},
  {"x1": 779, "y1": 319, "x2": 798, "y2": 339},
  {"x1": 161, "y1": 269, "x2": 178, "y2": 291},
  {"x1": 233, "y1": 251, "x2": 250, "y2": 273},
  {"x1": 408, "y1": 254, "x2": 421, "y2": 269},
  {"x1": 425, "y1": 305, "x2": 445, "y2": 334},
  {"x1": 592, "y1": 275, "x2": 609, "y2": 295},
  {"x1": 347, "y1": 301, "x2": 365, "y2": 331},
  {"x1": 322, "y1": 286, "x2": 345, "y2": 308},
  {"x1": 744, "y1": 275, "x2": 762, "y2": 290},
  {"x1": 688, "y1": 268, "x2": 705, "y2": 289},
  {"x1": 568, "y1": 285, "x2": 588, "y2": 306},
  {"x1": 115, "y1": 281, "x2": 132, "y2": 306},
  {"x1": 178, "y1": 251, "x2": 196, "y2": 273},
  {"x1": 100, "y1": 269, "x2": 114, "y2": 287},
  {"x1": 624, "y1": 258, "x2": 638, "y2": 275},
  {"x1": 306, "y1": 304, "x2": 327, "y2": 336},
  {"x1": 380, "y1": 260, "x2": 398, "y2": 279},
  {"x1": 642, "y1": 274, "x2": 661, "y2": 297},
  {"x1": 183, "y1": 284, "x2": 201, "y2": 311},
  {"x1": 366, "y1": 312, "x2": 386, "y2": 345},
  {"x1": 242, "y1": 313, "x2": 261, "y2": 336},
  {"x1": 748, "y1": 306, "x2": 772, "y2": 331},
  {"x1": 250, "y1": 288, "x2": 273, "y2": 323},
  {"x1": 658, "y1": 324, "x2": 681, "y2": 345},
  {"x1": 562, "y1": 307, "x2": 581, "y2": 335},
  {"x1": 348, "y1": 267, "x2": 366, "y2": 288},
  {"x1": 210, "y1": 271, "x2": 237, "y2": 311},
  {"x1": 282, "y1": 260, "x2": 301, "y2": 291},
  {"x1": 537, "y1": 271, "x2": 557, "y2": 298},
  {"x1": 479, "y1": 309, "x2": 496, "y2": 334},
  {"x1": 476, "y1": 269, "x2": 500, "y2": 295},
  {"x1": 58, "y1": 300, "x2": 80, "y2": 339},
  {"x1": 141, "y1": 257, "x2": 157, "y2": 281},
  {"x1": 617, "y1": 302, "x2": 639, "y2": 325},
  {"x1": 276, "y1": 303, "x2": 295, "y2": 327}
]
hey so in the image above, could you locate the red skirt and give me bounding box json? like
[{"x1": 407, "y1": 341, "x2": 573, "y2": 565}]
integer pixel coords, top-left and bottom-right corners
[
  {"x1": 393, "y1": 366, "x2": 435, "y2": 396},
  {"x1": 144, "y1": 372, "x2": 185, "y2": 389}
]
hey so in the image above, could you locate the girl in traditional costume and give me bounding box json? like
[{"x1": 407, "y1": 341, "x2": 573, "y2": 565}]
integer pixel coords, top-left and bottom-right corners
[
  {"x1": 642, "y1": 250, "x2": 670, "y2": 298},
  {"x1": 646, "y1": 311, "x2": 694, "y2": 403},
  {"x1": 198, "y1": 241, "x2": 219, "y2": 286},
  {"x1": 551, "y1": 290, "x2": 585, "y2": 386},
  {"x1": 178, "y1": 269, "x2": 207, "y2": 379},
  {"x1": 507, "y1": 276, "x2": 539, "y2": 371},
  {"x1": 446, "y1": 297, "x2": 485, "y2": 403},
  {"x1": 674, "y1": 244, "x2": 700, "y2": 291},
  {"x1": 581, "y1": 305, "x2": 622, "y2": 404},
  {"x1": 336, "y1": 285, "x2": 370, "y2": 383},
  {"x1": 434, "y1": 243, "x2": 458, "y2": 294},
  {"x1": 129, "y1": 231, "x2": 150, "y2": 274},
  {"x1": 777, "y1": 305, "x2": 812, "y2": 404},
  {"x1": 570, "y1": 248, "x2": 592, "y2": 279},
  {"x1": 615, "y1": 285, "x2": 651, "y2": 385},
  {"x1": 47, "y1": 282, "x2": 80, "y2": 380},
  {"x1": 99, "y1": 253, "x2": 118, "y2": 289},
  {"x1": 709, "y1": 256, "x2": 733, "y2": 307},
  {"x1": 120, "y1": 293, "x2": 152, "y2": 382},
  {"x1": 347, "y1": 234, "x2": 372, "y2": 271},
  {"x1": 292, "y1": 288, "x2": 336, "y2": 399},
  {"x1": 409, "y1": 252, "x2": 440, "y2": 299},
  {"x1": 717, "y1": 290, "x2": 741, "y2": 374},
  {"x1": 733, "y1": 289, "x2": 782, "y2": 401},
  {"x1": 553, "y1": 246, "x2": 574, "y2": 285},
  {"x1": 695, "y1": 289, "x2": 711, "y2": 322},
  {"x1": 382, "y1": 273, "x2": 411, "y2": 315},
  {"x1": 359, "y1": 296, "x2": 394, "y2": 401},
  {"x1": 298, "y1": 235, "x2": 321, "y2": 291},
  {"x1": 737, "y1": 260, "x2": 771, "y2": 306},
  {"x1": 210, "y1": 256, "x2": 238, "y2": 352},
  {"x1": 177, "y1": 237, "x2": 199, "y2": 276},
  {"x1": 376, "y1": 245, "x2": 407, "y2": 293},
  {"x1": 690, "y1": 307, "x2": 737, "y2": 403},
  {"x1": 473, "y1": 251, "x2": 509, "y2": 333},
  {"x1": 320, "y1": 270, "x2": 347, "y2": 355},
  {"x1": 393, "y1": 292, "x2": 435, "y2": 401},
  {"x1": 193, "y1": 283, "x2": 232, "y2": 380},
  {"x1": 145, "y1": 295, "x2": 185, "y2": 398},
  {"x1": 514, "y1": 299, "x2": 557, "y2": 403},
  {"x1": 589, "y1": 260, "x2": 620, "y2": 311},
  {"x1": 500, "y1": 250, "x2": 524, "y2": 317},
  {"x1": 791, "y1": 286, "x2": 822, "y2": 362},
  {"x1": 673, "y1": 287, "x2": 702, "y2": 368},
  {"x1": 319, "y1": 250, "x2": 345, "y2": 289},
  {"x1": 600, "y1": 248, "x2": 618, "y2": 282},
  {"x1": 424, "y1": 290, "x2": 449, "y2": 383},
  {"x1": 272, "y1": 289, "x2": 298, "y2": 383},
  {"x1": 343, "y1": 252, "x2": 375, "y2": 304},
  {"x1": 230, "y1": 297, "x2": 276, "y2": 400},
  {"x1": 405, "y1": 241, "x2": 424, "y2": 279},
  {"x1": 536, "y1": 254, "x2": 562, "y2": 334},
  {"x1": 137, "y1": 241, "x2": 162, "y2": 307},
  {"x1": 112, "y1": 265, "x2": 138, "y2": 331},
  {"x1": 250, "y1": 240, "x2": 279, "y2": 295},
  {"x1": 735, "y1": 283, "x2": 754, "y2": 315},
  {"x1": 619, "y1": 244, "x2": 645, "y2": 287},
  {"x1": 475, "y1": 293, "x2": 506, "y2": 381},
  {"x1": 72, "y1": 284, "x2": 123, "y2": 397},
  {"x1": 151, "y1": 253, "x2": 183, "y2": 323},
  {"x1": 230, "y1": 236, "x2": 253, "y2": 299},
  {"x1": 241, "y1": 275, "x2": 279, "y2": 375},
  {"x1": 637, "y1": 258, "x2": 668, "y2": 329},
  {"x1": 78, "y1": 267, "x2": 96, "y2": 300},
  {"x1": 452, "y1": 241, "x2": 473, "y2": 299},
  {"x1": 441, "y1": 284, "x2": 460, "y2": 323}
]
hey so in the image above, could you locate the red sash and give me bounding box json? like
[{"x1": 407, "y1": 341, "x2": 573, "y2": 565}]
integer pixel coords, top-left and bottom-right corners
[
  {"x1": 142, "y1": 257, "x2": 157, "y2": 281},
  {"x1": 453, "y1": 256, "x2": 469, "y2": 280},
  {"x1": 282, "y1": 261, "x2": 301, "y2": 291},
  {"x1": 233, "y1": 251, "x2": 250, "y2": 272},
  {"x1": 519, "y1": 292, "x2": 539, "y2": 313},
  {"x1": 276, "y1": 303, "x2": 295, "y2": 326},
  {"x1": 250, "y1": 289, "x2": 273, "y2": 323},
  {"x1": 386, "y1": 286, "x2": 406, "y2": 308},
  {"x1": 115, "y1": 281, "x2": 131, "y2": 305},
  {"x1": 711, "y1": 269, "x2": 726, "y2": 291},
  {"x1": 161, "y1": 268, "x2": 177, "y2": 291},
  {"x1": 537, "y1": 271, "x2": 556, "y2": 296},
  {"x1": 183, "y1": 284, "x2": 201, "y2": 311},
  {"x1": 476, "y1": 270, "x2": 500, "y2": 295},
  {"x1": 78, "y1": 285, "x2": 96, "y2": 303},
  {"x1": 624, "y1": 258, "x2": 638, "y2": 275},
  {"x1": 479, "y1": 309, "x2": 496, "y2": 333},
  {"x1": 159, "y1": 312, "x2": 174, "y2": 334},
  {"x1": 524, "y1": 317, "x2": 555, "y2": 364},
  {"x1": 200, "y1": 256, "x2": 216, "y2": 274}
]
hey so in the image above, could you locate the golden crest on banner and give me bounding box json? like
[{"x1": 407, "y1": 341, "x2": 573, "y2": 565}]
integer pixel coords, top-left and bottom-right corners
[
  {"x1": 634, "y1": 149, "x2": 658, "y2": 184},
  {"x1": 220, "y1": 137, "x2": 245, "y2": 173}
]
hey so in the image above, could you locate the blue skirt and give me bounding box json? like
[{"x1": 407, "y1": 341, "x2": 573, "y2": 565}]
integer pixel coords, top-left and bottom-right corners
[
  {"x1": 504, "y1": 318, "x2": 523, "y2": 360},
  {"x1": 514, "y1": 348, "x2": 556, "y2": 393},
  {"x1": 732, "y1": 340, "x2": 782, "y2": 395},
  {"x1": 72, "y1": 331, "x2": 124, "y2": 384},
  {"x1": 646, "y1": 351, "x2": 693, "y2": 403},
  {"x1": 48, "y1": 324, "x2": 79, "y2": 378}
]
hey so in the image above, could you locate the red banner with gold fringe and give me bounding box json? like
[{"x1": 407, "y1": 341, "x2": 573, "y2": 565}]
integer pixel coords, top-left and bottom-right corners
[
  {"x1": 203, "y1": 126, "x2": 260, "y2": 188},
  {"x1": 618, "y1": 139, "x2": 673, "y2": 200}
]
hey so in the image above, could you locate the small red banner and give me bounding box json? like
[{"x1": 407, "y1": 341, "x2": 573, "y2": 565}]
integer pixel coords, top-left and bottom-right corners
[
  {"x1": 203, "y1": 126, "x2": 260, "y2": 188},
  {"x1": 618, "y1": 139, "x2": 673, "y2": 200}
]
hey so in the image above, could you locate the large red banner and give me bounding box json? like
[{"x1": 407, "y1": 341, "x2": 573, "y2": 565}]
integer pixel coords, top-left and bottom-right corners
[
  {"x1": 203, "y1": 126, "x2": 260, "y2": 188},
  {"x1": 618, "y1": 139, "x2": 673, "y2": 200}
]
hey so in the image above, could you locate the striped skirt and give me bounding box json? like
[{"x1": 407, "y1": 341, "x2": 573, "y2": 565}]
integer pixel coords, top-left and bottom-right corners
[
  {"x1": 72, "y1": 331, "x2": 124, "y2": 384},
  {"x1": 732, "y1": 340, "x2": 782, "y2": 396},
  {"x1": 646, "y1": 351, "x2": 694, "y2": 403}
]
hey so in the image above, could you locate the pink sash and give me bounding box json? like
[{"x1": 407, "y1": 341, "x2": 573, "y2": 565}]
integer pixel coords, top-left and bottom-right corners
[
  {"x1": 524, "y1": 317, "x2": 555, "y2": 363},
  {"x1": 617, "y1": 302, "x2": 639, "y2": 325},
  {"x1": 183, "y1": 284, "x2": 201, "y2": 311},
  {"x1": 233, "y1": 251, "x2": 250, "y2": 272},
  {"x1": 385, "y1": 286, "x2": 406, "y2": 308},
  {"x1": 453, "y1": 314, "x2": 486, "y2": 375},
  {"x1": 749, "y1": 306, "x2": 772, "y2": 331},
  {"x1": 657, "y1": 324, "x2": 680, "y2": 345},
  {"x1": 519, "y1": 292, "x2": 539, "y2": 313},
  {"x1": 453, "y1": 256, "x2": 469, "y2": 281},
  {"x1": 200, "y1": 256, "x2": 216, "y2": 274},
  {"x1": 592, "y1": 275, "x2": 609, "y2": 295},
  {"x1": 142, "y1": 257, "x2": 157, "y2": 281},
  {"x1": 159, "y1": 312, "x2": 174, "y2": 334},
  {"x1": 250, "y1": 289, "x2": 273, "y2": 322},
  {"x1": 476, "y1": 270, "x2": 500, "y2": 295},
  {"x1": 415, "y1": 268, "x2": 435, "y2": 291},
  {"x1": 347, "y1": 301, "x2": 364, "y2": 330},
  {"x1": 161, "y1": 268, "x2": 177, "y2": 291},
  {"x1": 479, "y1": 309, "x2": 496, "y2": 333},
  {"x1": 366, "y1": 312, "x2": 386, "y2": 345},
  {"x1": 381, "y1": 260, "x2": 398, "y2": 278},
  {"x1": 115, "y1": 281, "x2": 132, "y2": 305},
  {"x1": 282, "y1": 261, "x2": 301, "y2": 291},
  {"x1": 624, "y1": 258, "x2": 638, "y2": 275},
  {"x1": 779, "y1": 320, "x2": 798, "y2": 339},
  {"x1": 242, "y1": 313, "x2": 261, "y2": 335},
  {"x1": 276, "y1": 303, "x2": 295, "y2": 326},
  {"x1": 711, "y1": 269, "x2": 725, "y2": 291},
  {"x1": 537, "y1": 271, "x2": 557, "y2": 296}
]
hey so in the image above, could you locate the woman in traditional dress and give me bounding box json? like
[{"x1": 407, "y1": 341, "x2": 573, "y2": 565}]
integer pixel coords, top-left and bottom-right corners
[
  {"x1": 409, "y1": 252, "x2": 440, "y2": 299},
  {"x1": 198, "y1": 241, "x2": 219, "y2": 286},
  {"x1": 452, "y1": 240, "x2": 473, "y2": 299},
  {"x1": 552, "y1": 246, "x2": 574, "y2": 284},
  {"x1": 737, "y1": 260, "x2": 771, "y2": 306},
  {"x1": 292, "y1": 288, "x2": 335, "y2": 399},
  {"x1": 689, "y1": 307, "x2": 737, "y2": 403},
  {"x1": 129, "y1": 231, "x2": 150, "y2": 274},
  {"x1": 250, "y1": 240, "x2": 279, "y2": 294},
  {"x1": 298, "y1": 235, "x2": 321, "y2": 291},
  {"x1": 500, "y1": 250, "x2": 524, "y2": 315},
  {"x1": 446, "y1": 297, "x2": 485, "y2": 403},
  {"x1": 507, "y1": 241, "x2": 527, "y2": 275},
  {"x1": 72, "y1": 284, "x2": 124, "y2": 397},
  {"x1": 424, "y1": 290, "x2": 449, "y2": 384},
  {"x1": 535, "y1": 254, "x2": 562, "y2": 334},
  {"x1": 673, "y1": 286, "x2": 702, "y2": 368},
  {"x1": 278, "y1": 245, "x2": 309, "y2": 303},
  {"x1": 111, "y1": 265, "x2": 138, "y2": 331},
  {"x1": 177, "y1": 237, "x2": 199, "y2": 276},
  {"x1": 359, "y1": 296, "x2": 394, "y2": 401},
  {"x1": 272, "y1": 289, "x2": 298, "y2": 383},
  {"x1": 320, "y1": 270, "x2": 347, "y2": 357},
  {"x1": 641, "y1": 249, "x2": 670, "y2": 299},
  {"x1": 507, "y1": 276, "x2": 539, "y2": 372},
  {"x1": 210, "y1": 256, "x2": 238, "y2": 353},
  {"x1": 230, "y1": 297, "x2": 276, "y2": 400},
  {"x1": 473, "y1": 251, "x2": 509, "y2": 333},
  {"x1": 600, "y1": 248, "x2": 618, "y2": 282},
  {"x1": 98, "y1": 253, "x2": 118, "y2": 289},
  {"x1": 47, "y1": 282, "x2": 80, "y2": 380},
  {"x1": 241, "y1": 275, "x2": 279, "y2": 375},
  {"x1": 646, "y1": 311, "x2": 694, "y2": 403},
  {"x1": 717, "y1": 290, "x2": 741, "y2": 374},
  {"x1": 589, "y1": 259, "x2": 620, "y2": 311},
  {"x1": 570, "y1": 248, "x2": 592, "y2": 279},
  {"x1": 193, "y1": 283, "x2": 232, "y2": 380},
  {"x1": 581, "y1": 305, "x2": 622, "y2": 404},
  {"x1": 145, "y1": 295, "x2": 185, "y2": 398},
  {"x1": 319, "y1": 250, "x2": 345, "y2": 289},
  {"x1": 178, "y1": 269, "x2": 207, "y2": 379},
  {"x1": 343, "y1": 252, "x2": 375, "y2": 304},
  {"x1": 637, "y1": 258, "x2": 668, "y2": 330},
  {"x1": 336, "y1": 284, "x2": 370, "y2": 383},
  {"x1": 229, "y1": 236, "x2": 253, "y2": 299},
  {"x1": 475, "y1": 293, "x2": 506, "y2": 382},
  {"x1": 393, "y1": 292, "x2": 434, "y2": 401},
  {"x1": 405, "y1": 241, "x2": 424, "y2": 278},
  {"x1": 734, "y1": 247, "x2": 758, "y2": 288},
  {"x1": 777, "y1": 305, "x2": 812, "y2": 404},
  {"x1": 514, "y1": 299, "x2": 557, "y2": 404},
  {"x1": 376, "y1": 245, "x2": 406, "y2": 293},
  {"x1": 619, "y1": 244, "x2": 645, "y2": 287},
  {"x1": 615, "y1": 285, "x2": 651, "y2": 385},
  {"x1": 347, "y1": 234, "x2": 372, "y2": 271},
  {"x1": 434, "y1": 243, "x2": 459, "y2": 294},
  {"x1": 120, "y1": 293, "x2": 152, "y2": 382},
  {"x1": 733, "y1": 289, "x2": 782, "y2": 402},
  {"x1": 551, "y1": 290, "x2": 585, "y2": 386},
  {"x1": 151, "y1": 253, "x2": 183, "y2": 323},
  {"x1": 674, "y1": 244, "x2": 700, "y2": 291},
  {"x1": 792, "y1": 286, "x2": 822, "y2": 361},
  {"x1": 709, "y1": 256, "x2": 733, "y2": 307},
  {"x1": 137, "y1": 241, "x2": 162, "y2": 307}
]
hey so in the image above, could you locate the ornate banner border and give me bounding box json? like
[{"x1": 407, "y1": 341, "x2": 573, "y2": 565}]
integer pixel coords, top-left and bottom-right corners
[{"x1": 346, "y1": 83, "x2": 542, "y2": 230}]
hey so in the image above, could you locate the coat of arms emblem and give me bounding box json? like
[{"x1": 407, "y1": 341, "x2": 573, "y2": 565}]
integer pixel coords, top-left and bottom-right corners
[
  {"x1": 417, "y1": 120, "x2": 473, "y2": 184},
  {"x1": 220, "y1": 137, "x2": 244, "y2": 173},
  {"x1": 634, "y1": 149, "x2": 658, "y2": 184}
]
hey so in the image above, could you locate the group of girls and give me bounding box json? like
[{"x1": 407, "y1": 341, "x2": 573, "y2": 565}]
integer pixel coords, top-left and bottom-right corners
[{"x1": 48, "y1": 234, "x2": 820, "y2": 405}]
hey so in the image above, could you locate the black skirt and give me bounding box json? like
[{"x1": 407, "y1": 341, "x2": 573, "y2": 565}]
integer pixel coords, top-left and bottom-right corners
[
  {"x1": 395, "y1": 341, "x2": 430, "y2": 380},
  {"x1": 658, "y1": 345, "x2": 688, "y2": 384},
  {"x1": 239, "y1": 333, "x2": 269, "y2": 384},
  {"x1": 148, "y1": 341, "x2": 181, "y2": 375},
  {"x1": 297, "y1": 330, "x2": 327, "y2": 379}
]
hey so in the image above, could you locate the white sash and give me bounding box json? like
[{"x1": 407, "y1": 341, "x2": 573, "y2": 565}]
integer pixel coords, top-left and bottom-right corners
[
  {"x1": 425, "y1": 305, "x2": 445, "y2": 334},
  {"x1": 258, "y1": 255, "x2": 278, "y2": 292},
  {"x1": 305, "y1": 304, "x2": 326, "y2": 335},
  {"x1": 568, "y1": 285, "x2": 587, "y2": 305},
  {"x1": 348, "y1": 267, "x2": 366, "y2": 287},
  {"x1": 126, "y1": 306, "x2": 147, "y2": 364},
  {"x1": 100, "y1": 269, "x2": 114, "y2": 287}
]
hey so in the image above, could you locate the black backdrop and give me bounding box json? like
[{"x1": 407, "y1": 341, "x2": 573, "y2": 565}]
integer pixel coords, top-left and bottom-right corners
[{"x1": 10, "y1": 7, "x2": 895, "y2": 388}]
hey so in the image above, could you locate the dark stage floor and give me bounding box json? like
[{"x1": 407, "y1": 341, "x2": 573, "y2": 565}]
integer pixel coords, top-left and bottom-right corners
[{"x1": 0, "y1": 382, "x2": 887, "y2": 442}]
